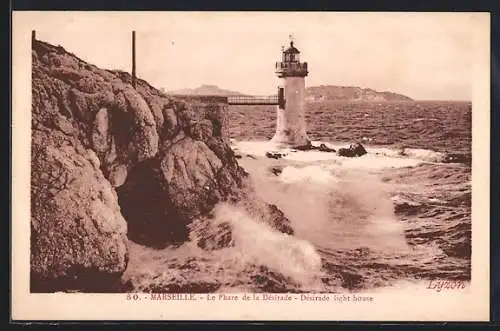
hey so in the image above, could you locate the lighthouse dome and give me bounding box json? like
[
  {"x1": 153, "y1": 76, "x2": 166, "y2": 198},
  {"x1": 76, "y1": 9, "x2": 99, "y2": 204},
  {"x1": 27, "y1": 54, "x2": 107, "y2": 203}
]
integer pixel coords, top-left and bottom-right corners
[{"x1": 284, "y1": 41, "x2": 300, "y2": 54}]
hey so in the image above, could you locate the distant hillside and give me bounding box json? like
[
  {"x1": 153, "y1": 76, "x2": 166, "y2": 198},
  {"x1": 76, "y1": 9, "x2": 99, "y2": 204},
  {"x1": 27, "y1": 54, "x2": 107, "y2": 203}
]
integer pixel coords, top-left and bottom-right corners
[
  {"x1": 165, "y1": 84, "x2": 414, "y2": 102},
  {"x1": 166, "y1": 84, "x2": 245, "y2": 96},
  {"x1": 306, "y1": 85, "x2": 414, "y2": 102}
]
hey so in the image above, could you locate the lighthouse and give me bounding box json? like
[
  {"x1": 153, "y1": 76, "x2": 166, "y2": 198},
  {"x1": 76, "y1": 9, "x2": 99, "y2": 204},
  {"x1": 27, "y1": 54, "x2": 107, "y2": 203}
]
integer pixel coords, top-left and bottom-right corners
[{"x1": 272, "y1": 39, "x2": 310, "y2": 148}]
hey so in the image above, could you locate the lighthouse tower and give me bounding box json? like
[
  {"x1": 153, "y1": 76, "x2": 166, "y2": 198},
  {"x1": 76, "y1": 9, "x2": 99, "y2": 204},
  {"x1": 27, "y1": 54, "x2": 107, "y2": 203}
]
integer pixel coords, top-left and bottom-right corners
[{"x1": 272, "y1": 39, "x2": 310, "y2": 148}]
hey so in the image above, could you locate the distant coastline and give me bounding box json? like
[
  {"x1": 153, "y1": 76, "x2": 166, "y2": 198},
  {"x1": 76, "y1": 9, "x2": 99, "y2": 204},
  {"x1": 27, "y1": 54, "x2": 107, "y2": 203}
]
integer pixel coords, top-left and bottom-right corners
[
  {"x1": 165, "y1": 84, "x2": 245, "y2": 97},
  {"x1": 165, "y1": 84, "x2": 415, "y2": 102},
  {"x1": 305, "y1": 85, "x2": 414, "y2": 102}
]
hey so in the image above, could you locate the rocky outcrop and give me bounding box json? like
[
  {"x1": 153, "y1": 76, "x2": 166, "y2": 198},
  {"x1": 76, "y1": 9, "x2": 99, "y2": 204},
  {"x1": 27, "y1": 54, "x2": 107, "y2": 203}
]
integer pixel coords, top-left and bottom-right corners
[
  {"x1": 266, "y1": 151, "x2": 286, "y2": 159},
  {"x1": 317, "y1": 143, "x2": 336, "y2": 153},
  {"x1": 30, "y1": 134, "x2": 129, "y2": 292},
  {"x1": 31, "y1": 40, "x2": 292, "y2": 291},
  {"x1": 337, "y1": 143, "x2": 367, "y2": 157},
  {"x1": 294, "y1": 143, "x2": 336, "y2": 153}
]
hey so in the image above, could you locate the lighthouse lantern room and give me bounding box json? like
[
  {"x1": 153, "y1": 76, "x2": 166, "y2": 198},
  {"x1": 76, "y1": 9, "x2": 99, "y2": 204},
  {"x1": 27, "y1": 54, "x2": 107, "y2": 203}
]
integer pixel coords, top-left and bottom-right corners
[{"x1": 272, "y1": 39, "x2": 310, "y2": 148}]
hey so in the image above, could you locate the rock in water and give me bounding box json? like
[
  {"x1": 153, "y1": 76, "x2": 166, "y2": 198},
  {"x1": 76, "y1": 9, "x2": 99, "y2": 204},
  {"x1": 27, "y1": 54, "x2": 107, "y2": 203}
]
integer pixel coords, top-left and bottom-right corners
[
  {"x1": 188, "y1": 217, "x2": 234, "y2": 251},
  {"x1": 31, "y1": 39, "x2": 294, "y2": 290},
  {"x1": 337, "y1": 142, "x2": 367, "y2": 157},
  {"x1": 266, "y1": 151, "x2": 286, "y2": 159},
  {"x1": 318, "y1": 143, "x2": 336, "y2": 153},
  {"x1": 270, "y1": 166, "x2": 283, "y2": 176},
  {"x1": 289, "y1": 142, "x2": 335, "y2": 153},
  {"x1": 266, "y1": 204, "x2": 294, "y2": 235}
]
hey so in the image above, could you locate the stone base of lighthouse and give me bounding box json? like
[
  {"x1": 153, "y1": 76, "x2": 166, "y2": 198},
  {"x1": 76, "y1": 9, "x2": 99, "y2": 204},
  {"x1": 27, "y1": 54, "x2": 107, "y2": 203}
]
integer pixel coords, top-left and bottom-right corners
[{"x1": 271, "y1": 106, "x2": 311, "y2": 148}]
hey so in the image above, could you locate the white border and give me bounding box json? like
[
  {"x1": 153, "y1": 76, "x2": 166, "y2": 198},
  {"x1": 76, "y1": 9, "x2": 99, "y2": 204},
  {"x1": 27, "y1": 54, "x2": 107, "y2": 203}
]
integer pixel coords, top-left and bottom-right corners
[{"x1": 11, "y1": 11, "x2": 490, "y2": 321}]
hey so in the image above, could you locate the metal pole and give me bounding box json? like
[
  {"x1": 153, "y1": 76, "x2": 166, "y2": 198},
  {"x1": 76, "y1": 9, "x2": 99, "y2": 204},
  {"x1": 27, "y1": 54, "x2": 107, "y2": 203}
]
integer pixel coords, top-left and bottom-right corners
[{"x1": 132, "y1": 31, "x2": 136, "y2": 88}]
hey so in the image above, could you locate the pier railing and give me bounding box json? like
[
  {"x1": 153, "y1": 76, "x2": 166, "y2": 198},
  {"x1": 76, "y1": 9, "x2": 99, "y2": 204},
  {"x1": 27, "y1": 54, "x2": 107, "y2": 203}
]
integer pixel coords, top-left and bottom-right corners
[
  {"x1": 228, "y1": 95, "x2": 279, "y2": 105},
  {"x1": 168, "y1": 94, "x2": 280, "y2": 106}
]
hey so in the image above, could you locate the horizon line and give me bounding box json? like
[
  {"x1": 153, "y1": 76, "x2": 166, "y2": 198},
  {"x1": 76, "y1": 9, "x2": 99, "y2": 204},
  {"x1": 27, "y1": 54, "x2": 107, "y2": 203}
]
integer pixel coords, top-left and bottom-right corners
[{"x1": 163, "y1": 84, "x2": 471, "y2": 102}]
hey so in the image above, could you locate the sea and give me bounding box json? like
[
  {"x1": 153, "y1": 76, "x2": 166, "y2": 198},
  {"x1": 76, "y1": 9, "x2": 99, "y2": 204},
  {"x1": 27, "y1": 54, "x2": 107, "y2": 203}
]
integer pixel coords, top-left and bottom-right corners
[{"x1": 122, "y1": 100, "x2": 472, "y2": 294}]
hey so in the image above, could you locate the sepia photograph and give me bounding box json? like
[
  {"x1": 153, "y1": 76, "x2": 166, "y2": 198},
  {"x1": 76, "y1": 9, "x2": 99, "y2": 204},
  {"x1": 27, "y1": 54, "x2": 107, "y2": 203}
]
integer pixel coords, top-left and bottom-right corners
[{"x1": 12, "y1": 11, "x2": 490, "y2": 320}]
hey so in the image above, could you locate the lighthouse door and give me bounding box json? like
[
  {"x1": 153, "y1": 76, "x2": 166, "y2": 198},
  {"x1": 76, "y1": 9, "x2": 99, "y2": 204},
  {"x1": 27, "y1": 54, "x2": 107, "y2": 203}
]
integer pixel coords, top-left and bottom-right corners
[{"x1": 278, "y1": 87, "x2": 285, "y2": 109}]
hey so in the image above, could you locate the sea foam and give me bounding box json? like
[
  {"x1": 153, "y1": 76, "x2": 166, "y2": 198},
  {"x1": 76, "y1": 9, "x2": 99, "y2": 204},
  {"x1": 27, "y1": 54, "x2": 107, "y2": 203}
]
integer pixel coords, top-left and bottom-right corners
[
  {"x1": 231, "y1": 140, "x2": 441, "y2": 170},
  {"x1": 211, "y1": 203, "x2": 324, "y2": 288}
]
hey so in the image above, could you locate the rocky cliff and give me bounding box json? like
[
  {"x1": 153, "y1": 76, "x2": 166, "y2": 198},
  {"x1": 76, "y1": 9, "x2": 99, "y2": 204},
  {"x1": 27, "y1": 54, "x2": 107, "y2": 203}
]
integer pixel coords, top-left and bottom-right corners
[
  {"x1": 306, "y1": 85, "x2": 414, "y2": 102},
  {"x1": 31, "y1": 40, "x2": 292, "y2": 292}
]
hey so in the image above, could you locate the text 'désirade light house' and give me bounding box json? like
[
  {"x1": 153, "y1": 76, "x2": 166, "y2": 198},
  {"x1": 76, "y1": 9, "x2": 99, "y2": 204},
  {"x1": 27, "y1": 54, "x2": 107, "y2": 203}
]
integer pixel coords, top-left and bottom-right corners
[{"x1": 272, "y1": 39, "x2": 311, "y2": 148}]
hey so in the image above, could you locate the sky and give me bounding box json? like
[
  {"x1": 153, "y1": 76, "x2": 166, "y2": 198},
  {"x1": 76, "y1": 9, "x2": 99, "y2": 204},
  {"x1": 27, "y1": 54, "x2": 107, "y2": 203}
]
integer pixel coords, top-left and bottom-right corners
[{"x1": 31, "y1": 12, "x2": 486, "y2": 100}]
